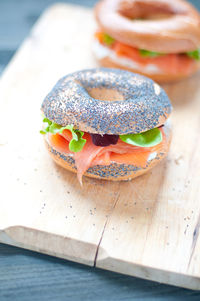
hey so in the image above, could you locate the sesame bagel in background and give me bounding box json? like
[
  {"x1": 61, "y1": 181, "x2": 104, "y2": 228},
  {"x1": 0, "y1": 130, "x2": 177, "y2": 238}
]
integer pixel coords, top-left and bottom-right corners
[
  {"x1": 41, "y1": 68, "x2": 172, "y2": 185},
  {"x1": 94, "y1": 0, "x2": 200, "y2": 82}
]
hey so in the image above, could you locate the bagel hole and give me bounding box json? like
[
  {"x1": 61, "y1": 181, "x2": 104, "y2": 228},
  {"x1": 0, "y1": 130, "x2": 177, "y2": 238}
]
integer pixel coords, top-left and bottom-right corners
[
  {"x1": 118, "y1": 1, "x2": 184, "y2": 21},
  {"x1": 87, "y1": 87, "x2": 124, "y2": 101},
  {"x1": 139, "y1": 13, "x2": 174, "y2": 20}
]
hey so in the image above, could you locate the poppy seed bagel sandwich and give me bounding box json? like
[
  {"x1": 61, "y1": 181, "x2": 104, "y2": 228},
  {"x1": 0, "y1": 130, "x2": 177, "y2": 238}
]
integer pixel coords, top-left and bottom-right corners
[{"x1": 40, "y1": 68, "x2": 172, "y2": 185}]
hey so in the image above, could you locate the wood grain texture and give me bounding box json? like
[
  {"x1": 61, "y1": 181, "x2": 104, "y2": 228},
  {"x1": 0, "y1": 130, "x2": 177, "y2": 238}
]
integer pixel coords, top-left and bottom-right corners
[
  {"x1": 0, "y1": 2, "x2": 200, "y2": 291},
  {"x1": 0, "y1": 2, "x2": 119, "y2": 267}
]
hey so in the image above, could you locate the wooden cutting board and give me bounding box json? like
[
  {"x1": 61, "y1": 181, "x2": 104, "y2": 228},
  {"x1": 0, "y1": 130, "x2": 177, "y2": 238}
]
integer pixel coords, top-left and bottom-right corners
[{"x1": 0, "y1": 3, "x2": 200, "y2": 290}]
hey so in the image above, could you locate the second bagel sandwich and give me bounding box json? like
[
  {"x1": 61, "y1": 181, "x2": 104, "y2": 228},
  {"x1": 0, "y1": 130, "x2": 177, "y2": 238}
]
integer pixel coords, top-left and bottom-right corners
[
  {"x1": 94, "y1": 0, "x2": 200, "y2": 82},
  {"x1": 41, "y1": 68, "x2": 172, "y2": 184}
]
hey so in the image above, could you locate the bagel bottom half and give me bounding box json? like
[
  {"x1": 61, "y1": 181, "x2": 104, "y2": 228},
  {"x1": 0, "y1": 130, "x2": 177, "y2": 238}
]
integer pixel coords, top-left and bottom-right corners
[
  {"x1": 93, "y1": 41, "x2": 200, "y2": 83},
  {"x1": 45, "y1": 122, "x2": 172, "y2": 182}
]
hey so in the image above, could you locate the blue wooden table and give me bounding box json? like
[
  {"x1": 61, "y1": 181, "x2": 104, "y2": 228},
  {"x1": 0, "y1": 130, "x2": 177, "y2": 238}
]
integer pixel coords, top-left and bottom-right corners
[{"x1": 1, "y1": 1, "x2": 200, "y2": 300}]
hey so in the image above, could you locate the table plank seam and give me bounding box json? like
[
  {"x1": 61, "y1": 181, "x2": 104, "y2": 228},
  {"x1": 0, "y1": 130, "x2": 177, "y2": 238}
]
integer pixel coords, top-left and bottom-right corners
[{"x1": 94, "y1": 193, "x2": 120, "y2": 266}]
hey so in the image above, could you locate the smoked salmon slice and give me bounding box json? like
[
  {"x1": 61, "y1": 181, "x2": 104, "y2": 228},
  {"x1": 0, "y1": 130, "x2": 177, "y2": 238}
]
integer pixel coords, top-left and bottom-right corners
[
  {"x1": 49, "y1": 133, "x2": 70, "y2": 154},
  {"x1": 114, "y1": 42, "x2": 195, "y2": 75},
  {"x1": 73, "y1": 133, "x2": 104, "y2": 185},
  {"x1": 48, "y1": 129, "x2": 165, "y2": 184},
  {"x1": 95, "y1": 32, "x2": 195, "y2": 75}
]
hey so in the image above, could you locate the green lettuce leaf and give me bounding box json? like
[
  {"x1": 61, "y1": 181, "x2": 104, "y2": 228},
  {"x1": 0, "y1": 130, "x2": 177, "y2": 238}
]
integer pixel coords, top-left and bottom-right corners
[
  {"x1": 140, "y1": 48, "x2": 200, "y2": 61},
  {"x1": 40, "y1": 117, "x2": 86, "y2": 153},
  {"x1": 120, "y1": 128, "x2": 162, "y2": 147},
  {"x1": 186, "y1": 49, "x2": 200, "y2": 60},
  {"x1": 39, "y1": 117, "x2": 52, "y2": 134},
  {"x1": 139, "y1": 49, "x2": 165, "y2": 58},
  {"x1": 68, "y1": 130, "x2": 86, "y2": 153},
  {"x1": 103, "y1": 33, "x2": 115, "y2": 46}
]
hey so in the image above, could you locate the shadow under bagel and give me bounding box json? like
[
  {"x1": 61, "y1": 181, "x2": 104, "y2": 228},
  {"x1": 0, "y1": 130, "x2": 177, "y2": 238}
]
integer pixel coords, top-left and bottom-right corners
[{"x1": 46, "y1": 148, "x2": 170, "y2": 227}]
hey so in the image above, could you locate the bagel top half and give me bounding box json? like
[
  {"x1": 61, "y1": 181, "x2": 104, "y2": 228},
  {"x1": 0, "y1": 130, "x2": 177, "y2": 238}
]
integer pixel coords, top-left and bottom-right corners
[
  {"x1": 41, "y1": 68, "x2": 172, "y2": 135},
  {"x1": 95, "y1": 0, "x2": 200, "y2": 53}
]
